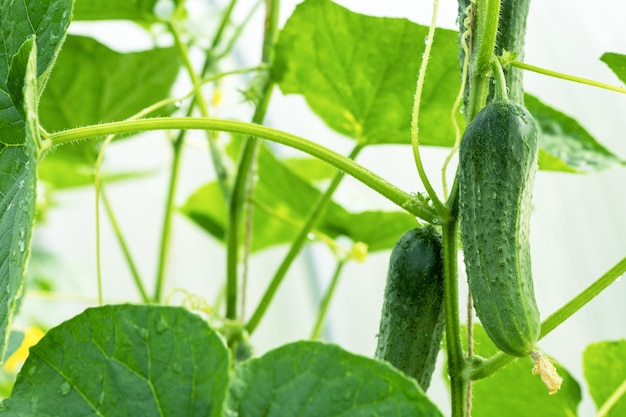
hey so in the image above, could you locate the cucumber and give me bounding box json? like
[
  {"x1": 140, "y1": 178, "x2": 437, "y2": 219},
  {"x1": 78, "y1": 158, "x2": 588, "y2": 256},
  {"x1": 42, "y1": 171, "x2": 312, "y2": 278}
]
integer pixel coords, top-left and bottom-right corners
[
  {"x1": 375, "y1": 226, "x2": 445, "y2": 391},
  {"x1": 459, "y1": 101, "x2": 540, "y2": 357}
]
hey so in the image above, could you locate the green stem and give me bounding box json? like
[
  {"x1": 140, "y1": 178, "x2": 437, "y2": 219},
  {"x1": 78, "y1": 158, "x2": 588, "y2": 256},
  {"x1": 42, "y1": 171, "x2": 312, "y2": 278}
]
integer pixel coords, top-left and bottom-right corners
[
  {"x1": 492, "y1": 58, "x2": 509, "y2": 102},
  {"x1": 225, "y1": 0, "x2": 280, "y2": 320},
  {"x1": 153, "y1": 128, "x2": 186, "y2": 303},
  {"x1": 466, "y1": 0, "x2": 502, "y2": 119},
  {"x1": 510, "y1": 60, "x2": 626, "y2": 95},
  {"x1": 441, "y1": 203, "x2": 466, "y2": 417},
  {"x1": 468, "y1": 254, "x2": 626, "y2": 380},
  {"x1": 596, "y1": 377, "x2": 626, "y2": 417},
  {"x1": 310, "y1": 260, "x2": 347, "y2": 340},
  {"x1": 245, "y1": 145, "x2": 364, "y2": 334},
  {"x1": 411, "y1": 0, "x2": 446, "y2": 215},
  {"x1": 43, "y1": 118, "x2": 430, "y2": 219},
  {"x1": 101, "y1": 189, "x2": 150, "y2": 303},
  {"x1": 169, "y1": 21, "x2": 230, "y2": 198},
  {"x1": 210, "y1": 0, "x2": 239, "y2": 50},
  {"x1": 473, "y1": 0, "x2": 501, "y2": 74}
]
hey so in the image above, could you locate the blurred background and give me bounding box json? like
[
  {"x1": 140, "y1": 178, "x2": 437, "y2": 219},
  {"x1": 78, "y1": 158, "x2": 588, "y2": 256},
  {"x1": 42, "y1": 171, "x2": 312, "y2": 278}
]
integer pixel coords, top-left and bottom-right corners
[{"x1": 17, "y1": 0, "x2": 626, "y2": 414}]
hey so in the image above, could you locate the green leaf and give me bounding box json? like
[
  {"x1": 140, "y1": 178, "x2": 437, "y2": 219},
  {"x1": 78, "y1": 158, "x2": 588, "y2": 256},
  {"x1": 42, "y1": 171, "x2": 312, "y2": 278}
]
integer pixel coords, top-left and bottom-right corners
[
  {"x1": 72, "y1": 0, "x2": 159, "y2": 21},
  {"x1": 37, "y1": 35, "x2": 180, "y2": 189},
  {"x1": 1, "y1": 0, "x2": 71, "y2": 359},
  {"x1": 583, "y1": 340, "x2": 626, "y2": 417},
  {"x1": 0, "y1": 39, "x2": 40, "y2": 364},
  {"x1": 0, "y1": 0, "x2": 72, "y2": 145},
  {"x1": 525, "y1": 94, "x2": 624, "y2": 172},
  {"x1": 0, "y1": 304, "x2": 230, "y2": 416},
  {"x1": 181, "y1": 143, "x2": 417, "y2": 252},
  {"x1": 601, "y1": 53, "x2": 626, "y2": 86},
  {"x1": 273, "y1": 0, "x2": 462, "y2": 146},
  {"x1": 469, "y1": 325, "x2": 581, "y2": 417},
  {"x1": 226, "y1": 340, "x2": 442, "y2": 416}
]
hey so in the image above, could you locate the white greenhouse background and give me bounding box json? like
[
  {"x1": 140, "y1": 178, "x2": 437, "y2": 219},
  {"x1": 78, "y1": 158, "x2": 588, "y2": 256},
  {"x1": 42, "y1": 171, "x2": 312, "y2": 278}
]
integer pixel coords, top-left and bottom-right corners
[{"x1": 20, "y1": 0, "x2": 626, "y2": 415}]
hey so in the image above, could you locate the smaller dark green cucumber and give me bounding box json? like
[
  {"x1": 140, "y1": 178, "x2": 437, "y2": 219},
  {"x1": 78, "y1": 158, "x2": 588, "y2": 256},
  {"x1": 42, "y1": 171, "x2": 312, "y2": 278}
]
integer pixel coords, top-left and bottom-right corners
[
  {"x1": 459, "y1": 101, "x2": 541, "y2": 357},
  {"x1": 375, "y1": 226, "x2": 445, "y2": 391}
]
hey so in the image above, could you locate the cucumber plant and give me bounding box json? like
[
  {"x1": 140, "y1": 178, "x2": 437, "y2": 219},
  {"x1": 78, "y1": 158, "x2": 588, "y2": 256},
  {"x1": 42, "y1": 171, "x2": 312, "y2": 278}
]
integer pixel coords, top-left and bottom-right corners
[{"x1": 0, "y1": 0, "x2": 625, "y2": 416}]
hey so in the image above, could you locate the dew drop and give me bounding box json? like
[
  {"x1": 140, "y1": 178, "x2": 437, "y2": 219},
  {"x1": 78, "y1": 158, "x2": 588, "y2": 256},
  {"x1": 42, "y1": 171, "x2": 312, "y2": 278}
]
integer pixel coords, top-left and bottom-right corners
[
  {"x1": 306, "y1": 233, "x2": 315, "y2": 240},
  {"x1": 18, "y1": 240, "x2": 25, "y2": 253},
  {"x1": 136, "y1": 326, "x2": 149, "y2": 340},
  {"x1": 59, "y1": 381, "x2": 71, "y2": 396},
  {"x1": 27, "y1": 365, "x2": 37, "y2": 376},
  {"x1": 18, "y1": 180, "x2": 24, "y2": 189},
  {"x1": 616, "y1": 275, "x2": 623, "y2": 283},
  {"x1": 155, "y1": 319, "x2": 169, "y2": 335}
]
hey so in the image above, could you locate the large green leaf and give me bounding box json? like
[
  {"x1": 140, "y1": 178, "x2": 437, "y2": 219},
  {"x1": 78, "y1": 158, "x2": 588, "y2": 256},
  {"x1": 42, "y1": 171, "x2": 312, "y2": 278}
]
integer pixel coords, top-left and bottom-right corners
[
  {"x1": 0, "y1": 305, "x2": 230, "y2": 416},
  {"x1": 0, "y1": 0, "x2": 72, "y2": 362},
  {"x1": 273, "y1": 0, "x2": 462, "y2": 146},
  {"x1": 274, "y1": 0, "x2": 622, "y2": 173},
  {"x1": 601, "y1": 52, "x2": 626, "y2": 85},
  {"x1": 0, "y1": 39, "x2": 39, "y2": 364},
  {"x1": 525, "y1": 94, "x2": 624, "y2": 172},
  {"x1": 226, "y1": 341, "x2": 443, "y2": 416},
  {"x1": 181, "y1": 143, "x2": 417, "y2": 253},
  {"x1": 468, "y1": 325, "x2": 581, "y2": 417},
  {"x1": 583, "y1": 340, "x2": 626, "y2": 417},
  {"x1": 38, "y1": 35, "x2": 180, "y2": 188}
]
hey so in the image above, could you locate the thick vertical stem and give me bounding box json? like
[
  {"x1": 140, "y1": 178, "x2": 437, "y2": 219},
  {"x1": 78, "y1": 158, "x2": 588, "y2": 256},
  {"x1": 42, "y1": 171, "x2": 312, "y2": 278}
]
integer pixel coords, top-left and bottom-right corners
[
  {"x1": 225, "y1": 0, "x2": 280, "y2": 320},
  {"x1": 442, "y1": 204, "x2": 466, "y2": 417}
]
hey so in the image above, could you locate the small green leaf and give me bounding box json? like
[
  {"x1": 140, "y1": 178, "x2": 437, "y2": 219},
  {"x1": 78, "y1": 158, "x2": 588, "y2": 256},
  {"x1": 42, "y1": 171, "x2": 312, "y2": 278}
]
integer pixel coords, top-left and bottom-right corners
[
  {"x1": 72, "y1": 0, "x2": 159, "y2": 21},
  {"x1": 181, "y1": 143, "x2": 417, "y2": 252},
  {"x1": 525, "y1": 94, "x2": 624, "y2": 172},
  {"x1": 274, "y1": 0, "x2": 462, "y2": 146},
  {"x1": 468, "y1": 325, "x2": 581, "y2": 417},
  {"x1": 601, "y1": 53, "x2": 626, "y2": 86},
  {"x1": 583, "y1": 340, "x2": 626, "y2": 417},
  {"x1": 226, "y1": 341, "x2": 443, "y2": 416},
  {"x1": 1, "y1": 305, "x2": 230, "y2": 416}
]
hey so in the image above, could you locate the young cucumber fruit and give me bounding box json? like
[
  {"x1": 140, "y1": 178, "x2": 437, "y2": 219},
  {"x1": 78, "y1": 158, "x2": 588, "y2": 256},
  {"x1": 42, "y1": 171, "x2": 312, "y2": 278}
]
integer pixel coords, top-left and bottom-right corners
[
  {"x1": 375, "y1": 226, "x2": 445, "y2": 391},
  {"x1": 459, "y1": 101, "x2": 541, "y2": 357}
]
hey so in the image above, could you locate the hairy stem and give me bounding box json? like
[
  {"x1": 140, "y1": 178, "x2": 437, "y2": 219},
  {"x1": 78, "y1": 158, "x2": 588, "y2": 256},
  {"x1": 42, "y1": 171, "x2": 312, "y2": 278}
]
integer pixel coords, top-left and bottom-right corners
[
  {"x1": 44, "y1": 118, "x2": 433, "y2": 220},
  {"x1": 442, "y1": 205, "x2": 466, "y2": 417}
]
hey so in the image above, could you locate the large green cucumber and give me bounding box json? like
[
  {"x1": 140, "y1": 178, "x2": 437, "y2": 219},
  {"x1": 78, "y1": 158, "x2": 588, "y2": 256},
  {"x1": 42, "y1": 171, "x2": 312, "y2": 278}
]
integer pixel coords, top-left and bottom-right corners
[
  {"x1": 375, "y1": 226, "x2": 444, "y2": 391},
  {"x1": 459, "y1": 101, "x2": 540, "y2": 357}
]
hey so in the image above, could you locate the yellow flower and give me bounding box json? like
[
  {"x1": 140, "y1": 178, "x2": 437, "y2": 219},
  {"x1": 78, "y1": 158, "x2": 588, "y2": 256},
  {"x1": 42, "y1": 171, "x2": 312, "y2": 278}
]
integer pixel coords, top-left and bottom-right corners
[{"x1": 4, "y1": 327, "x2": 45, "y2": 374}]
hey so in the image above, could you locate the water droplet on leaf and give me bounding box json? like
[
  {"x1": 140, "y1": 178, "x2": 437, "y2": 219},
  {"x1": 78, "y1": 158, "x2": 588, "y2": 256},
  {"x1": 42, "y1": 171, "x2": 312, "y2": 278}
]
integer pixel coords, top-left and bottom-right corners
[{"x1": 59, "y1": 381, "x2": 71, "y2": 396}]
